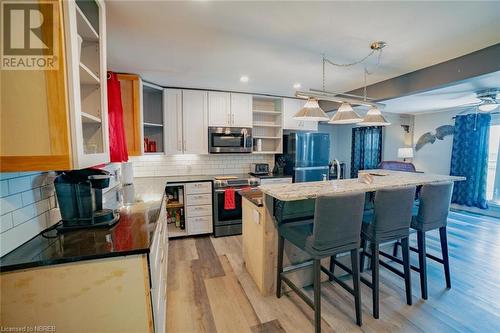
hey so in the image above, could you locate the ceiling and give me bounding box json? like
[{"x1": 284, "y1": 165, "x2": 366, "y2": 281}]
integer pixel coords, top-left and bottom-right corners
[
  {"x1": 381, "y1": 71, "x2": 500, "y2": 114},
  {"x1": 106, "y1": 1, "x2": 500, "y2": 106}
]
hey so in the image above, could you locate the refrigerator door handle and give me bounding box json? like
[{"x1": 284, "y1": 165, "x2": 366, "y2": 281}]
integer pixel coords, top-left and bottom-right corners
[{"x1": 294, "y1": 166, "x2": 330, "y2": 171}]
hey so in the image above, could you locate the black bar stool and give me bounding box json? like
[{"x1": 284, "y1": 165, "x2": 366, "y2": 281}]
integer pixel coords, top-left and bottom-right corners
[
  {"x1": 359, "y1": 186, "x2": 416, "y2": 319},
  {"x1": 276, "y1": 192, "x2": 366, "y2": 332},
  {"x1": 393, "y1": 182, "x2": 453, "y2": 299}
]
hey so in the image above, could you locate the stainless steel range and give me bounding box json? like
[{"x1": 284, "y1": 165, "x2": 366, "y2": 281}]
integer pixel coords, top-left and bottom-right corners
[{"x1": 213, "y1": 175, "x2": 260, "y2": 237}]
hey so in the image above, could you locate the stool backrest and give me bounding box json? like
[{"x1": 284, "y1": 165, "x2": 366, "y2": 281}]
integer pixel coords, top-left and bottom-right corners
[
  {"x1": 415, "y1": 182, "x2": 453, "y2": 230},
  {"x1": 310, "y1": 192, "x2": 365, "y2": 251},
  {"x1": 372, "y1": 186, "x2": 416, "y2": 240}
]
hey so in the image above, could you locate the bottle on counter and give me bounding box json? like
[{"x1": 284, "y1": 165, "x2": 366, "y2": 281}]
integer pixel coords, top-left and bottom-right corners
[{"x1": 175, "y1": 209, "x2": 181, "y2": 228}]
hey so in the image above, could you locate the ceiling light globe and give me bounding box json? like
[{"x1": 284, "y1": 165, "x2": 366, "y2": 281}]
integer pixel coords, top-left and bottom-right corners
[{"x1": 478, "y1": 102, "x2": 499, "y2": 112}]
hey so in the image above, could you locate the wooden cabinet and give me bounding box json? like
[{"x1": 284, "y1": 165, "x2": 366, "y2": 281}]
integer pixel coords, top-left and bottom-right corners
[
  {"x1": 117, "y1": 74, "x2": 142, "y2": 156},
  {"x1": 0, "y1": 0, "x2": 109, "y2": 171},
  {"x1": 208, "y1": 91, "x2": 231, "y2": 127},
  {"x1": 283, "y1": 98, "x2": 318, "y2": 131},
  {"x1": 231, "y1": 93, "x2": 253, "y2": 127}
]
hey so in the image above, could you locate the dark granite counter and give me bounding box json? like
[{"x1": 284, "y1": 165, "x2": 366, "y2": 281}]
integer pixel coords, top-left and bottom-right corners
[
  {"x1": 0, "y1": 199, "x2": 163, "y2": 273},
  {"x1": 0, "y1": 178, "x2": 169, "y2": 273}
]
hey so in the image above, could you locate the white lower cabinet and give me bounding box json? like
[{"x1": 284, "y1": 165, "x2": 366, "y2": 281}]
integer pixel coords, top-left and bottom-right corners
[
  {"x1": 149, "y1": 197, "x2": 168, "y2": 333},
  {"x1": 166, "y1": 181, "x2": 213, "y2": 237},
  {"x1": 185, "y1": 181, "x2": 213, "y2": 235}
]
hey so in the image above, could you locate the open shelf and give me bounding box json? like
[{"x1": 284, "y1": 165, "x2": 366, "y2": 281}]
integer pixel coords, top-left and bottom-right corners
[
  {"x1": 81, "y1": 112, "x2": 101, "y2": 123},
  {"x1": 166, "y1": 202, "x2": 184, "y2": 209},
  {"x1": 79, "y1": 63, "x2": 99, "y2": 85},
  {"x1": 167, "y1": 223, "x2": 188, "y2": 238},
  {"x1": 253, "y1": 122, "x2": 281, "y2": 127},
  {"x1": 253, "y1": 110, "x2": 282, "y2": 115},
  {"x1": 76, "y1": 5, "x2": 99, "y2": 41}
]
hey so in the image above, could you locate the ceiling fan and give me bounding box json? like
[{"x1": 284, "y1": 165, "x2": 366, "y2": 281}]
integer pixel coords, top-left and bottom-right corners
[
  {"x1": 423, "y1": 88, "x2": 500, "y2": 112},
  {"x1": 474, "y1": 89, "x2": 500, "y2": 112}
]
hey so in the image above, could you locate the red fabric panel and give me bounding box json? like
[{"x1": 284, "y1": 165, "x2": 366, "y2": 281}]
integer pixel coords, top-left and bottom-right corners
[
  {"x1": 224, "y1": 188, "x2": 236, "y2": 210},
  {"x1": 107, "y1": 71, "x2": 129, "y2": 162}
]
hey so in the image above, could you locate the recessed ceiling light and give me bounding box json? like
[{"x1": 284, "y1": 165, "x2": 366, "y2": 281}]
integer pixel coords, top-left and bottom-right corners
[
  {"x1": 240, "y1": 75, "x2": 249, "y2": 83},
  {"x1": 293, "y1": 83, "x2": 301, "y2": 89}
]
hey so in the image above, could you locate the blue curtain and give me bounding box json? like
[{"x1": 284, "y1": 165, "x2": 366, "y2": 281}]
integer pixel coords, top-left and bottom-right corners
[
  {"x1": 450, "y1": 113, "x2": 491, "y2": 209},
  {"x1": 351, "y1": 126, "x2": 382, "y2": 178}
]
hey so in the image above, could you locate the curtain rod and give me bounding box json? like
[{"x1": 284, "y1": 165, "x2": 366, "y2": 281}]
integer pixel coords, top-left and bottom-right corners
[{"x1": 452, "y1": 111, "x2": 500, "y2": 119}]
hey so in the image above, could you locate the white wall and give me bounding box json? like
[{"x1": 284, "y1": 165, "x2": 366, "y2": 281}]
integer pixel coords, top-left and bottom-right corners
[
  {"x1": 0, "y1": 172, "x2": 61, "y2": 257},
  {"x1": 130, "y1": 154, "x2": 274, "y2": 177},
  {"x1": 412, "y1": 109, "x2": 460, "y2": 174}
]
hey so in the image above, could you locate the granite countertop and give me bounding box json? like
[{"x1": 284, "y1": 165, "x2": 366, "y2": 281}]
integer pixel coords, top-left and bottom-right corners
[
  {"x1": 239, "y1": 189, "x2": 264, "y2": 207},
  {"x1": 259, "y1": 170, "x2": 466, "y2": 201}
]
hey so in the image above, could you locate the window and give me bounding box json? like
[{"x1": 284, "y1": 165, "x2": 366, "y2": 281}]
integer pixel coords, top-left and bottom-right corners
[
  {"x1": 351, "y1": 126, "x2": 383, "y2": 178},
  {"x1": 486, "y1": 123, "x2": 500, "y2": 205}
]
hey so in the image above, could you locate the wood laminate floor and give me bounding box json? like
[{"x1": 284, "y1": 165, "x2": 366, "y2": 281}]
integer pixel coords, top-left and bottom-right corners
[{"x1": 166, "y1": 211, "x2": 500, "y2": 332}]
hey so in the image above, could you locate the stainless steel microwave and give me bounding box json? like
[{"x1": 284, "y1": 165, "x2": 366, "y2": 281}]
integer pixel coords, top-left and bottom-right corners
[{"x1": 208, "y1": 127, "x2": 252, "y2": 153}]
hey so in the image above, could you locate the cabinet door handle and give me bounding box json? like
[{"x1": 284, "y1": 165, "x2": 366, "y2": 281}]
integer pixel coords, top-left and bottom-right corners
[
  {"x1": 232, "y1": 113, "x2": 235, "y2": 125},
  {"x1": 183, "y1": 140, "x2": 186, "y2": 152}
]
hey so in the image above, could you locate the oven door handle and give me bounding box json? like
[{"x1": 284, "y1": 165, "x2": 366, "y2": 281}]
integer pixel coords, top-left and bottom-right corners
[{"x1": 214, "y1": 188, "x2": 251, "y2": 193}]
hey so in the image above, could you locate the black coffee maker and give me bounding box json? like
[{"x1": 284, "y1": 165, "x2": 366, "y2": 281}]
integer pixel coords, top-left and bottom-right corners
[{"x1": 54, "y1": 168, "x2": 119, "y2": 230}]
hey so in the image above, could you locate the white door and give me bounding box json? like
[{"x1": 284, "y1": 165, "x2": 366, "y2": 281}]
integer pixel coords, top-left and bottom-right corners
[
  {"x1": 165, "y1": 89, "x2": 183, "y2": 155},
  {"x1": 283, "y1": 98, "x2": 318, "y2": 131},
  {"x1": 230, "y1": 93, "x2": 253, "y2": 127},
  {"x1": 182, "y1": 90, "x2": 208, "y2": 154},
  {"x1": 208, "y1": 91, "x2": 230, "y2": 127}
]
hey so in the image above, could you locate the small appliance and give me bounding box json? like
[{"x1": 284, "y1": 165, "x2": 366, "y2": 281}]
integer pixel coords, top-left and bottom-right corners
[
  {"x1": 54, "y1": 168, "x2": 119, "y2": 230},
  {"x1": 250, "y1": 163, "x2": 270, "y2": 176},
  {"x1": 208, "y1": 127, "x2": 252, "y2": 153}
]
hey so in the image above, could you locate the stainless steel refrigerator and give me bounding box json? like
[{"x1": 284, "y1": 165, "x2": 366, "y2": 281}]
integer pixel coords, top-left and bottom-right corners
[{"x1": 278, "y1": 132, "x2": 330, "y2": 182}]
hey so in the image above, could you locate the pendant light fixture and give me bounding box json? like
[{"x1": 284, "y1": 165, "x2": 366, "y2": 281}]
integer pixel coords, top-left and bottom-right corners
[
  {"x1": 294, "y1": 41, "x2": 389, "y2": 123},
  {"x1": 293, "y1": 97, "x2": 330, "y2": 121},
  {"x1": 359, "y1": 107, "x2": 391, "y2": 126},
  {"x1": 328, "y1": 102, "x2": 363, "y2": 124}
]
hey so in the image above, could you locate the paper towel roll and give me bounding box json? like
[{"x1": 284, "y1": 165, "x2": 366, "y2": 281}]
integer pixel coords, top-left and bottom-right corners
[{"x1": 122, "y1": 162, "x2": 134, "y2": 185}]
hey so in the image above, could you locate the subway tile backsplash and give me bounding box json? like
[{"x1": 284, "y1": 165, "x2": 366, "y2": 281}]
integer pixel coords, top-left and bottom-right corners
[
  {"x1": 130, "y1": 154, "x2": 275, "y2": 177},
  {"x1": 0, "y1": 172, "x2": 60, "y2": 257}
]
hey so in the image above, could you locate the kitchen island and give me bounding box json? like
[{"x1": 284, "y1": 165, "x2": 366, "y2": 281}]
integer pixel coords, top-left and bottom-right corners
[{"x1": 242, "y1": 170, "x2": 465, "y2": 296}]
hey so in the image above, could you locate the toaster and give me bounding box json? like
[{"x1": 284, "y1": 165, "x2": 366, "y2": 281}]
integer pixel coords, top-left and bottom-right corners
[{"x1": 251, "y1": 163, "x2": 270, "y2": 175}]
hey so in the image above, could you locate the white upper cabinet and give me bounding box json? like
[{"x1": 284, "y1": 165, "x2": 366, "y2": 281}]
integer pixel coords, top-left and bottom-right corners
[
  {"x1": 230, "y1": 93, "x2": 253, "y2": 127},
  {"x1": 208, "y1": 92, "x2": 231, "y2": 127},
  {"x1": 165, "y1": 89, "x2": 183, "y2": 155},
  {"x1": 208, "y1": 92, "x2": 252, "y2": 128},
  {"x1": 65, "y1": 0, "x2": 110, "y2": 168},
  {"x1": 182, "y1": 90, "x2": 208, "y2": 154},
  {"x1": 283, "y1": 98, "x2": 318, "y2": 131}
]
